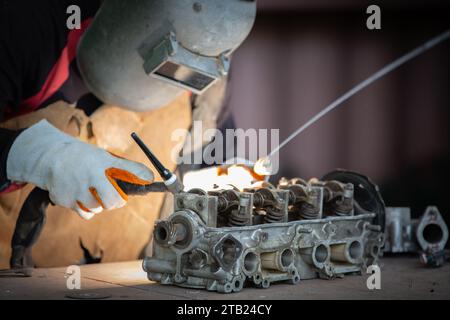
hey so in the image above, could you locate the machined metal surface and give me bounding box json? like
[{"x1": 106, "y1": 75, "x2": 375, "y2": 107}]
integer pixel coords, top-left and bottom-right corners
[
  {"x1": 143, "y1": 174, "x2": 385, "y2": 293},
  {"x1": 384, "y1": 206, "x2": 449, "y2": 267}
]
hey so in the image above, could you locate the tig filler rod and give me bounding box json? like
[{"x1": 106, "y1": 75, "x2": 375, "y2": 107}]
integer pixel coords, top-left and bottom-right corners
[
  {"x1": 269, "y1": 29, "x2": 450, "y2": 158},
  {"x1": 131, "y1": 132, "x2": 184, "y2": 193}
]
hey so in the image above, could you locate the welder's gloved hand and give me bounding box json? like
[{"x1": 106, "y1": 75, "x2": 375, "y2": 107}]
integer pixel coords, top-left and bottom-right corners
[{"x1": 6, "y1": 120, "x2": 154, "y2": 220}]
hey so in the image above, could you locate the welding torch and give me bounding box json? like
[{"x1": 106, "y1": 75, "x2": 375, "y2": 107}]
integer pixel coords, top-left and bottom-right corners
[{"x1": 113, "y1": 132, "x2": 184, "y2": 196}]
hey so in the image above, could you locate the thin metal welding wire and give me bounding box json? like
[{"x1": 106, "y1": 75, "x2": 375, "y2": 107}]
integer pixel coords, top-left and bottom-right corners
[{"x1": 269, "y1": 29, "x2": 450, "y2": 158}]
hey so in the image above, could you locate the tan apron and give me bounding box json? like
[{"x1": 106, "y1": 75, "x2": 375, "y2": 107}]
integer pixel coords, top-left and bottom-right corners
[{"x1": 0, "y1": 94, "x2": 191, "y2": 268}]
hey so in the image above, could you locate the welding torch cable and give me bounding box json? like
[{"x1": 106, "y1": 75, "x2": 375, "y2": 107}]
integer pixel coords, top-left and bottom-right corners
[{"x1": 268, "y1": 29, "x2": 450, "y2": 158}]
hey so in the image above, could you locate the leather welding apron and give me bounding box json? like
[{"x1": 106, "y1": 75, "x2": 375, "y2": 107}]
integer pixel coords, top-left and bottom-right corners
[{"x1": 0, "y1": 93, "x2": 191, "y2": 268}]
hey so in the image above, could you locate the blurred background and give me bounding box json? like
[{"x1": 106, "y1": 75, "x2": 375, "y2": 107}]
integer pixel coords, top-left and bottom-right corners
[{"x1": 227, "y1": 0, "x2": 450, "y2": 223}]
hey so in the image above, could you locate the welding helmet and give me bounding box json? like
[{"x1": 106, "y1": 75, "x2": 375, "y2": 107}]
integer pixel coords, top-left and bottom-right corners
[{"x1": 77, "y1": 0, "x2": 257, "y2": 111}]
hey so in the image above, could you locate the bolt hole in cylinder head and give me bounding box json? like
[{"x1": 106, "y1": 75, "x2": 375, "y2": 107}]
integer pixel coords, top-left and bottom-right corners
[
  {"x1": 233, "y1": 278, "x2": 244, "y2": 292},
  {"x1": 288, "y1": 273, "x2": 301, "y2": 285},
  {"x1": 260, "y1": 248, "x2": 294, "y2": 271},
  {"x1": 252, "y1": 273, "x2": 263, "y2": 285},
  {"x1": 330, "y1": 240, "x2": 363, "y2": 264},
  {"x1": 217, "y1": 283, "x2": 233, "y2": 294},
  {"x1": 293, "y1": 275, "x2": 300, "y2": 283},
  {"x1": 261, "y1": 279, "x2": 270, "y2": 289}
]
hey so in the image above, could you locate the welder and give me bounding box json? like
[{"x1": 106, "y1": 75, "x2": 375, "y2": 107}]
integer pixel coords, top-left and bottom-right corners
[{"x1": 0, "y1": 0, "x2": 256, "y2": 269}]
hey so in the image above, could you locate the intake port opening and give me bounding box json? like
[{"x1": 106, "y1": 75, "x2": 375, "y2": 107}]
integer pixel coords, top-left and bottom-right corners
[
  {"x1": 314, "y1": 244, "x2": 328, "y2": 263},
  {"x1": 221, "y1": 239, "x2": 239, "y2": 266},
  {"x1": 423, "y1": 223, "x2": 444, "y2": 244},
  {"x1": 243, "y1": 252, "x2": 258, "y2": 273},
  {"x1": 281, "y1": 249, "x2": 294, "y2": 268},
  {"x1": 349, "y1": 241, "x2": 362, "y2": 260}
]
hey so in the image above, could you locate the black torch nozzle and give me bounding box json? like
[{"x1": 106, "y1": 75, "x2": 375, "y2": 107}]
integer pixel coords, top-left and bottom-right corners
[{"x1": 131, "y1": 132, "x2": 172, "y2": 181}]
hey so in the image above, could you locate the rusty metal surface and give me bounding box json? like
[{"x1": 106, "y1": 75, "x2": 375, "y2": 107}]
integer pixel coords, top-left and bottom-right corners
[{"x1": 0, "y1": 257, "x2": 449, "y2": 299}]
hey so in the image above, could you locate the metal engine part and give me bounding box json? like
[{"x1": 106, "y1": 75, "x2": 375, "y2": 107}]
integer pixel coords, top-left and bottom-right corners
[
  {"x1": 384, "y1": 206, "x2": 449, "y2": 267},
  {"x1": 143, "y1": 171, "x2": 385, "y2": 293}
]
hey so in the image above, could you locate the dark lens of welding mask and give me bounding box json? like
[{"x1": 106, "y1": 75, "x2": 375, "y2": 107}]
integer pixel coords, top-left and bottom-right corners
[
  {"x1": 153, "y1": 61, "x2": 216, "y2": 92},
  {"x1": 142, "y1": 33, "x2": 230, "y2": 95}
]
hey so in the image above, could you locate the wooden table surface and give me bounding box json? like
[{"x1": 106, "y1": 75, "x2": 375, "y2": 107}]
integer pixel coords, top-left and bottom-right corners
[{"x1": 0, "y1": 256, "x2": 449, "y2": 300}]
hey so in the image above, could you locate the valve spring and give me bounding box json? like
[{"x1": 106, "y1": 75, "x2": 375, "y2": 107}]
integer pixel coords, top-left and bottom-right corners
[
  {"x1": 264, "y1": 206, "x2": 285, "y2": 223},
  {"x1": 331, "y1": 198, "x2": 353, "y2": 216},
  {"x1": 299, "y1": 202, "x2": 320, "y2": 219},
  {"x1": 227, "y1": 210, "x2": 250, "y2": 227}
]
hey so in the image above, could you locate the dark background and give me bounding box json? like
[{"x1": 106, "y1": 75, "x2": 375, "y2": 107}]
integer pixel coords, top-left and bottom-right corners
[{"x1": 228, "y1": 0, "x2": 450, "y2": 224}]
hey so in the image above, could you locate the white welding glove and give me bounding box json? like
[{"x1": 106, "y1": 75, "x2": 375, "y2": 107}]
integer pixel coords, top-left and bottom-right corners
[{"x1": 7, "y1": 120, "x2": 154, "y2": 220}]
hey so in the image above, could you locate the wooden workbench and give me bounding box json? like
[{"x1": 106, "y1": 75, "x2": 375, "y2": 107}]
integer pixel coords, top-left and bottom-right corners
[{"x1": 0, "y1": 256, "x2": 448, "y2": 300}]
